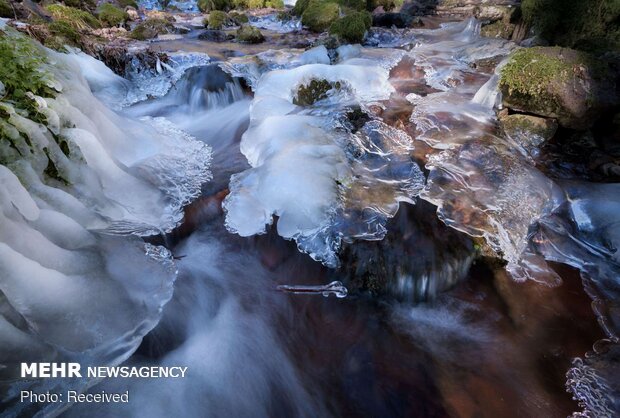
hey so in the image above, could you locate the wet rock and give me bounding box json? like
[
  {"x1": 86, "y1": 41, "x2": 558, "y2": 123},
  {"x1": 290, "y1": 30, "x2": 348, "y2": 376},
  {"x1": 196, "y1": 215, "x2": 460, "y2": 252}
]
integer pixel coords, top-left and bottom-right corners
[
  {"x1": 499, "y1": 47, "x2": 618, "y2": 130},
  {"x1": 198, "y1": 29, "x2": 234, "y2": 42},
  {"x1": 173, "y1": 24, "x2": 191, "y2": 34},
  {"x1": 400, "y1": 0, "x2": 439, "y2": 16},
  {"x1": 500, "y1": 113, "x2": 558, "y2": 157},
  {"x1": 236, "y1": 24, "x2": 264, "y2": 43},
  {"x1": 130, "y1": 18, "x2": 174, "y2": 40},
  {"x1": 372, "y1": 12, "x2": 415, "y2": 28},
  {"x1": 480, "y1": 19, "x2": 514, "y2": 39}
]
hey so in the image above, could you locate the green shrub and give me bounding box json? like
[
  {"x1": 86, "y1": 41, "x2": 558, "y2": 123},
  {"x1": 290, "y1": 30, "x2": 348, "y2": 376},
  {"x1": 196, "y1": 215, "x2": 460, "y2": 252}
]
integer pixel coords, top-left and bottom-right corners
[
  {"x1": 329, "y1": 10, "x2": 370, "y2": 43},
  {"x1": 0, "y1": 0, "x2": 13, "y2": 18},
  {"x1": 301, "y1": 0, "x2": 340, "y2": 32},
  {"x1": 208, "y1": 10, "x2": 228, "y2": 28},
  {"x1": 45, "y1": 4, "x2": 101, "y2": 30},
  {"x1": 197, "y1": 0, "x2": 231, "y2": 12},
  {"x1": 247, "y1": 0, "x2": 263, "y2": 8},
  {"x1": 97, "y1": 3, "x2": 128, "y2": 27},
  {"x1": 521, "y1": 0, "x2": 620, "y2": 51},
  {"x1": 130, "y1": 18, "x2": 173, "y2": 39}
]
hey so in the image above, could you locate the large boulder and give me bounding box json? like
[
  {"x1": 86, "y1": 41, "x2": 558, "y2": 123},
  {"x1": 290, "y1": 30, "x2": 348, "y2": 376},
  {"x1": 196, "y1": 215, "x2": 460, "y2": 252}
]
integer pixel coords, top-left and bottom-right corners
[{"x1": 499, "y1": 47, "x2": 618, "y2": 130}]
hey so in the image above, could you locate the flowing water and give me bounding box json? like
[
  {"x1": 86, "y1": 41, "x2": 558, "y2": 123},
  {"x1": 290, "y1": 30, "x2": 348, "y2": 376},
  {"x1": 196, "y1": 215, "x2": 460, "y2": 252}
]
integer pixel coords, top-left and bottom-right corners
[{"x1": 1, "y1": 13, "x2": 619, "y2": 418}]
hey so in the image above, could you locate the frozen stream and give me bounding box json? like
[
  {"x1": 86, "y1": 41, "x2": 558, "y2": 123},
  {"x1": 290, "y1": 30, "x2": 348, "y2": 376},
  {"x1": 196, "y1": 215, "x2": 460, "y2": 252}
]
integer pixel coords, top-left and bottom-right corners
[{"x1": 0, "y1": 15, "x2": 619, "y2": 418}]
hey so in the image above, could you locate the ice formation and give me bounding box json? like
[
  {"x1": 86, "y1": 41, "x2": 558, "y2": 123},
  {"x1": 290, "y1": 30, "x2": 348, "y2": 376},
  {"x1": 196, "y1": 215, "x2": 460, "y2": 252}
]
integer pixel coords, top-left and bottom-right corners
[
  {"x1": 0, "y1": 30, "x2": 211, "y2": 415},
  {"x1": 223, "y1": 47, "x2": 425, "y2": 266}
]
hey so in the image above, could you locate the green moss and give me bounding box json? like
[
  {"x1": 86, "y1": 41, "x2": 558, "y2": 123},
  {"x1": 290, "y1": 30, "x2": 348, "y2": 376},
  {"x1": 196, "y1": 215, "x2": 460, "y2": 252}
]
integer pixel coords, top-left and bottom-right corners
[
  {"x1": 293, "y1": 79, "x2": 342, "y2": 106},
  {"x1": 46, "y1": 20, "x2": 81, "y2": 49},
  {"x1": 521, "y1": 0, "x2": 620, "y2": 52},
  {"x1": 97, "y1": 3, "x2": 128, "y2": 27},
  {"x1": 367, "y1": 0, "x2": 402, "y2": 12},
  {"x1": 208, "y1": 10, "x2": 228, "y2": 29},
  {"x1": 329, "y1": 11, "x2": 371, "y2": 43},
  {"x1": 292, "y1": 0, "x2": 311, "y2": 15},
  {"x1": 231, "y1": 0, "x2": 247, "y2": 8},
  {"x1": 301, "y1": 0, "x2": 340, "y2": 32},
  {"x1": 265, "y1": 0, "x2": 284, "y2": 8},
  {"x1": 197, "y1": 0, "x2": 231, "y2": 12},
  {"x1": 480, "y1": 20, "x2": 515, "y2": 39},
  {"x1": 229, "y1": 11, "x2": 249, "y2": 24},
  {"x1": 0, "y1": 28, "x2": 61, "y2": 165},
  {"x1": 0, "y1": 30, "x2": 58, "y2": 108},
  {"x1": 336, "y1": 0, "x2": 365, "y2": 11},
  {"x1": 63, "y1": 0, "x2": 97, "y2": 11},
  {"x1": 130, "y1": 18, "x2": 173, "y2": 40},
  {"x1": 247, "y1": 0, "x2": 263, "y2": 8},
  {"x1": 236, "y1": 24, "x2": 264, "y2": 43},
  {"x1": 500, "y1": 48, "x2": 571, "y2": 99},
  {"x1": 45, "y1": 4, "x2": 101, "y2": 30},
  {"x1": 0, "y1": 0, "x2": 14, "y2": 18}
]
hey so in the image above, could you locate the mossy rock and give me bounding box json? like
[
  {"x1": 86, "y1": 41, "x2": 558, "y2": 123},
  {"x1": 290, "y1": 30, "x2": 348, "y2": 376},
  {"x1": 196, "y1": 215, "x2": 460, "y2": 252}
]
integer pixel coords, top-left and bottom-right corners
[
  {"x1": 499, "y1": 47, "x2": 618, "y2": 129},
  {"x1": 130, "y1": 18, "x2": 174, "y2": 40},
  {"x1": 293, "y1": 79, "x2": 342, "y2": 106},
  {"x1": 97, "y1": 3, "x2": 128, "y2": 27},
  {"x1": 301, "y1": 0, "x2": 340, "y2": 32},
  {"x1": 208, "y1": 10, "x2": 229, "y2": 29},
  {"x1": 480, "y1": 20, "x2": 515, "y2": 39},
  {"x1": 46, "y1": 20, "x2": 82, "y2": 49},
  {"x1": 329, "y1": 11, "x2": 371, "y2": 44},
  {"x1": 236, "y1": 24, "x2": 264, "y2": 43},
  {"x1": 45, "y1": 4, "x2": 100, "y2": 30},
  {"x1": 0, "y1": 0, "x2": 13, "y2": 17},
  {"x1": 500, "y1": 113, "x2": 558, "y2": 156},
  {"x1": 292, "y1": 0, "x2": 311, "y2": 15},
  {"x1": 229, "y1": 11, "x2": 248, "y2": 24},
  {"x1": 197, "y1": 0, "x2": 231, "y2": 12}
]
